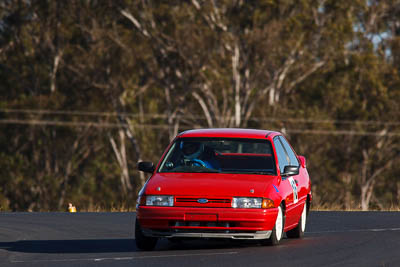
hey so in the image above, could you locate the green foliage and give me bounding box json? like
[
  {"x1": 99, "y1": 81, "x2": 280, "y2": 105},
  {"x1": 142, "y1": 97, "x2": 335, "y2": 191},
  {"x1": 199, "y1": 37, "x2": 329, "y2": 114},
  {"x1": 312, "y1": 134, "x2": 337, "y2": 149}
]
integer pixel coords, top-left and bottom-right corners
[{"x1": 0, "y1": 0, "x2": 399, "y2": 210}]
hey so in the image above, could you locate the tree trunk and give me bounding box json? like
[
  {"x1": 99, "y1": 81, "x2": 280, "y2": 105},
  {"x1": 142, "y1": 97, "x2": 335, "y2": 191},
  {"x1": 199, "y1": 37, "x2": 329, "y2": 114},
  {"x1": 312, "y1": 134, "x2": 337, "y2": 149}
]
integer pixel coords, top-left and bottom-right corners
[
  {"x1": 58, "y1": 161, "x2": 72, "y2": 209},
  {"x1": 232, "y1": 41, "x2": 241, "y2": 127},
  {"x1": 50, "y1": 50, "x2": 62, "y2": 93},
  {"x1": 115, "y1": 96, "x2": 145, "y2": 187},
  {"x1": 342, "y1": 173, "x2": 352, "y2": 210},
  {"x1": 192, "y1": 91, "x2": 214, "y2": 127},
  {"x1": 360, "y1": 180, "x2": 375, "y2": 211},
  {"x1": 119, "y1": 130, "x2": 133, "y2": 192},
  {"x1": 109, "y1": 130, "x2": 133, "y2": 194}
]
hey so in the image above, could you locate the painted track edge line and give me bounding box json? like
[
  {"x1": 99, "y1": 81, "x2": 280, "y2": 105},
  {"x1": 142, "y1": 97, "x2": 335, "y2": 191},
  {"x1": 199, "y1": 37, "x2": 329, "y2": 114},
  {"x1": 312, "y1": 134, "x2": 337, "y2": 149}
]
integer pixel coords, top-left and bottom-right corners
[
  {"x1": 10, "y1": 251, "x2": 238, "y2": 263},
  {"x1": 307, "y1": 227, "x2": 400, "y2": 234}
]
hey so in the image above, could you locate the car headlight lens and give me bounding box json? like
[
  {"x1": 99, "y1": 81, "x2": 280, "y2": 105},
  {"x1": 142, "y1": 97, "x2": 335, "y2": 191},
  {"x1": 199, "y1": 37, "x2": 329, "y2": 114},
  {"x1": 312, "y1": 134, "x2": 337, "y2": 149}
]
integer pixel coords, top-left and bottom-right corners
[
  {"x1": 232, "y1": 197, "x2": 262, "y2": 208},
  {"x1": 145, "y1": 195, "x2": 174, "y2": 206},
  {"x1": 232, "y1": 197, "x2": 275, "y2": 209}
]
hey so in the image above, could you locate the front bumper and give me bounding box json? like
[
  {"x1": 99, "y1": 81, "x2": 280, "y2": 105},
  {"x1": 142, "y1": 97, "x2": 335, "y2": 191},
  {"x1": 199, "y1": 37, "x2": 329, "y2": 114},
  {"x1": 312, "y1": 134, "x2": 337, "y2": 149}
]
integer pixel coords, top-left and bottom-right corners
[
  {"x1": 143, "y1": 229, "x2": 272, "y2": 239},
  {"x1": 137, "y1": 206, "x2": 278, "y2": 240}
]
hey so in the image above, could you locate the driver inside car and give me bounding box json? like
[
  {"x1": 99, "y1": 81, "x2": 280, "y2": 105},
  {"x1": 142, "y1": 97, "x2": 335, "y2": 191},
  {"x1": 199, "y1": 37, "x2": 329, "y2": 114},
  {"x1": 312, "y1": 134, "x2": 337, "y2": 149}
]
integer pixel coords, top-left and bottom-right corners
[{"x1": 180, "y1": 141, "x2": 220, "y2": 170}]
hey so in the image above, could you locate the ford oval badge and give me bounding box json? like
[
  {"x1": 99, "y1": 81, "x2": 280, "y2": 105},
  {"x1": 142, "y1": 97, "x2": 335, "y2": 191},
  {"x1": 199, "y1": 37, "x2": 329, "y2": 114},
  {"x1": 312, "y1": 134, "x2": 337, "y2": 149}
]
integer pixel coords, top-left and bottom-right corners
[{"x1": 197, "y1": 198, "x2": 208, "y2": 204}]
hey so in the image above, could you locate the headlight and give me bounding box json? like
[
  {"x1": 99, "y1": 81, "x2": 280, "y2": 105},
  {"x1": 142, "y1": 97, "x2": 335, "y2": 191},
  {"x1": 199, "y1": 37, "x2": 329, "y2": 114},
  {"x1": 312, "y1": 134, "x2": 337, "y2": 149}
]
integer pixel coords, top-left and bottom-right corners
[
  {"x1": 232, "y1": 197, "x2": 262, "y2": 208},
  {"x1": 145, "y1": 195, "x2": 174, "y2": 206},
  {"x1": 232, "y1": 197, "x2": 275, "y2": 209}
]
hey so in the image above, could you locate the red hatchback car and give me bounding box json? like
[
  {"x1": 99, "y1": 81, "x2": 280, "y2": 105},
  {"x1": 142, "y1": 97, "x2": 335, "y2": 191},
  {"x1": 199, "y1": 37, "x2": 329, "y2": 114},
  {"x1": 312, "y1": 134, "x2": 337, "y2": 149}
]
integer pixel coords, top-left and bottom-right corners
[{"x1": 135, "y1": 128, "x2": 311, "y2": 250}]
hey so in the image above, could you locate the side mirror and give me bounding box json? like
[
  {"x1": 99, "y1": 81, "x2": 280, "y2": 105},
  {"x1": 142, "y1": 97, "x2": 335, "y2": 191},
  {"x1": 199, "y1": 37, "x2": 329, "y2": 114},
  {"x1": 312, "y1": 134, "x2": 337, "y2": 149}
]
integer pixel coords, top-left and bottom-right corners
[
  {"x1": 282, "y1": 165, "x2": 299, "y2": 177},
  {"x1": 138, "y1": 161, "x2": 155, "y2": 173},
  {"x1": 298, "y1": 155, "x2": 306, "y2": 168}
]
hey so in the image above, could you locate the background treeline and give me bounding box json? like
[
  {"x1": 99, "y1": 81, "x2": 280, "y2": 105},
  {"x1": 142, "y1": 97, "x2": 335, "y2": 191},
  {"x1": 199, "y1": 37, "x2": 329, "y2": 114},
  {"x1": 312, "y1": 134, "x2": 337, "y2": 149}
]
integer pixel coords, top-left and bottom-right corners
[{"x1": 1, "y1": 0, "x2": 400, "y2": 211}]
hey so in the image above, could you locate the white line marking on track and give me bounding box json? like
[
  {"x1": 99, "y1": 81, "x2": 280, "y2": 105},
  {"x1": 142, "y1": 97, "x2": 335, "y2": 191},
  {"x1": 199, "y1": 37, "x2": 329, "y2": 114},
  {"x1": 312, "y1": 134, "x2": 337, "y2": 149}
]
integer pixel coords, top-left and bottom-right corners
[
  {"x1": 307, "y1": 227, "x2": 400, "y2": 234},
  {"x1": 11, "y1": 251, "x2": 238, "y2": 263}
]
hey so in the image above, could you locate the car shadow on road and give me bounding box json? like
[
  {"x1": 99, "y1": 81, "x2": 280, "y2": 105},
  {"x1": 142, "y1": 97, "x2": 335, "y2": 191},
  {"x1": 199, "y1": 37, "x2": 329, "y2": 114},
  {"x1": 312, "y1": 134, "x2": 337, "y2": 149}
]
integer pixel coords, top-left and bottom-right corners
[
  {"x1": 0, "y1": 238, "x2": 269, "y2": 254},
  {"x1": 0, "y1": 239, "x2": 137, "y2": 254}
]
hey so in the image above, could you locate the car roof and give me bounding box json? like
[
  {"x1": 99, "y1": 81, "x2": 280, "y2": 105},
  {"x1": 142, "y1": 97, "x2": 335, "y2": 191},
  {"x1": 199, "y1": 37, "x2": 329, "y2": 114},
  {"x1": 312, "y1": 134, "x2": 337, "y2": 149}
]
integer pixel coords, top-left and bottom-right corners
[{"x1": 177, "y1": 128, "x2": 281, "y2": 140}]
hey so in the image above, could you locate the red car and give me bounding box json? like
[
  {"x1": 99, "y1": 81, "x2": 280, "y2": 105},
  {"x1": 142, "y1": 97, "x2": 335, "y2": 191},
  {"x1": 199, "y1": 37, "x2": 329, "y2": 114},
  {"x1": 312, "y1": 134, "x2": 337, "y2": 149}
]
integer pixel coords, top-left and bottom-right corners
[{"x1": 135, "y1": 128, "x2": 311, "y2": 250}]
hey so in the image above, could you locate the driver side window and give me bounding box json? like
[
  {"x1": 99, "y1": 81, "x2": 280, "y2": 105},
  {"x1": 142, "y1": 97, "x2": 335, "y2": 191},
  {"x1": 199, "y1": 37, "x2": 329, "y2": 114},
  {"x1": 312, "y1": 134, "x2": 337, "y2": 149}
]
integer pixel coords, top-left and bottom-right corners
[
  {"x1": 273, "y1": 137, "x2": 289, "y2": 174},
  {"x1": 279, "y1": 136, "x2": 299, "y2": 167}
]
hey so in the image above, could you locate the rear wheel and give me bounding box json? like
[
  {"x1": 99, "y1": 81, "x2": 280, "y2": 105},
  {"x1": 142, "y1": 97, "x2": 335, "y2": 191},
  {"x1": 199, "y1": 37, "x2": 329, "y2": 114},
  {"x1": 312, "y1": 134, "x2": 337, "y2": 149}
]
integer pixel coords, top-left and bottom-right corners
[
  {"x1": 135, "y1": 219, "x2": 158, "y2": 251},
  {"x1": 262, "y1": 205, "x2": 284, "y2": 246},
  {"x1": 286, "y1": 201, "x2": 307, "y2": 238}
]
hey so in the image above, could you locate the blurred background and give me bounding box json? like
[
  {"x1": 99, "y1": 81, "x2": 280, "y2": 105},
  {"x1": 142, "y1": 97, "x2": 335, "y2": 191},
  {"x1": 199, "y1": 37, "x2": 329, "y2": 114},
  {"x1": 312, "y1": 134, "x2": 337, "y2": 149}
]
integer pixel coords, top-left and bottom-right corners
[{"x1": 0, "y1": 0, "x2": 399, "y2": 211}]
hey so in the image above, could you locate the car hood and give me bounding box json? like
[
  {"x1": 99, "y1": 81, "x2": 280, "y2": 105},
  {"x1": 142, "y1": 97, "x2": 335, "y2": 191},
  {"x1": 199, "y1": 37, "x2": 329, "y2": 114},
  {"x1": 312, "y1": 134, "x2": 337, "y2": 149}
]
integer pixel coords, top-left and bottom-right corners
[{"x1": 144, "y1": 172, "x2": 276, "y2": 197}]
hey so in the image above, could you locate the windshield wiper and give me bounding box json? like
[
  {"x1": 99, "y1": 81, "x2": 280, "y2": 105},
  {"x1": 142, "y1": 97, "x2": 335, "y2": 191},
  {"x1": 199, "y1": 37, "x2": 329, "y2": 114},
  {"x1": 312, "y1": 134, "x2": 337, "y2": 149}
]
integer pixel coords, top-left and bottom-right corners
[
  {"x1": 221, "y1": 171, "x2": 274, "y2": 175},
  {"x1": 182, "y1": 170, "x2": 220, "y2": 173},
  {"x1": 167, "y1": 168, "x2": 220, "y2": 173},
  {"x1": 245, "y1": 171, "x2": 275, "y2": 175}
]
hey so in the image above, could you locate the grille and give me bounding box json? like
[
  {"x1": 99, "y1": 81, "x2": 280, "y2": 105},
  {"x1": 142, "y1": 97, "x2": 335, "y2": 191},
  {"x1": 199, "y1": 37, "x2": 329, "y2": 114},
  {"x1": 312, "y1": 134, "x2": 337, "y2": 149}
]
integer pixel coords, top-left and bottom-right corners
[
  {"x1": 175, "y1": 197, "x2": 232, "y2": 208},
  {"x1": 169, "y1": 221, "x2": 234, "y2": 228},
  {"x1": 176, "y1": 198, "x2": 231, "y2": 203}
]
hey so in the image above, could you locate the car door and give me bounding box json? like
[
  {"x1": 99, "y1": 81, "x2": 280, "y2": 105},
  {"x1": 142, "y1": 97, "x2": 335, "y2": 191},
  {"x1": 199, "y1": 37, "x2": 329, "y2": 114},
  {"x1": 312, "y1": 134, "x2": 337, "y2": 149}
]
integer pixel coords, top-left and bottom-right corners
[
  {"x1": 278, "y1": 136, "x2": 307, "y2": 204},
  {"x1": 273, "y1": 136, "x2": 303, "y2": 228}
]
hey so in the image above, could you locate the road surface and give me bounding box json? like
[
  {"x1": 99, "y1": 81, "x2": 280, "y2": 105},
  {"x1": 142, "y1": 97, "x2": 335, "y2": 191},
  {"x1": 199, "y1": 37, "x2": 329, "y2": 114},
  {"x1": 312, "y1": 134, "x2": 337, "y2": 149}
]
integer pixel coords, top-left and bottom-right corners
[{"x1": 0, "y1": 211, "x2": 399, "y2": 266}]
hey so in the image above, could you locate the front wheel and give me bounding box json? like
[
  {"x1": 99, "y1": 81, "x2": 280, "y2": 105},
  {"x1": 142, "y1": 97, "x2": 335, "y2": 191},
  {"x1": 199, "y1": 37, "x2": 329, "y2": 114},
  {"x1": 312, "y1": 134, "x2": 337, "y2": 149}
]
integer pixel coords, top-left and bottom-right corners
[
  {"x1": 262, "y1": 205, "x2": 284, "y2": 246},
  {"x1": 286, "y1": 201, "x2": 307, "y2": 238},
  {"x1": 135, "y1": 219, "x2": 158, "y2": 251}
]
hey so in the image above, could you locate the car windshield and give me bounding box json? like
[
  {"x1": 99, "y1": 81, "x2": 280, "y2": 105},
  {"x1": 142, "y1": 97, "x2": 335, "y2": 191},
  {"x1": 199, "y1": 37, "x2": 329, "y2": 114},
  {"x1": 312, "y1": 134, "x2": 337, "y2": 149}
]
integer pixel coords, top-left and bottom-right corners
[{"x1": 158, "y1": 138, "x2": 276, "y2": 175}]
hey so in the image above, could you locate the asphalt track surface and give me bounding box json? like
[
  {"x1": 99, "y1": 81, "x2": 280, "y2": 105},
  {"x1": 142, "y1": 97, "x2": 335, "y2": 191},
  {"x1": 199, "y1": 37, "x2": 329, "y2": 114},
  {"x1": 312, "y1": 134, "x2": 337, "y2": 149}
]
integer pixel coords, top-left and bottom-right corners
[{"x1": 0, "y1": 211, "x2": 399, "y2": 267}]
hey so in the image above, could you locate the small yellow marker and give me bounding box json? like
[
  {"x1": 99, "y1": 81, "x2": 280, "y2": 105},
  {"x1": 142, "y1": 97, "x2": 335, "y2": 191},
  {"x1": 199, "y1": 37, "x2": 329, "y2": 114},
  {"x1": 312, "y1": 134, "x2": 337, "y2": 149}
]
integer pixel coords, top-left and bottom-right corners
[{"x1": 68, "y1": 203, "x2": 77, "y2": 213}]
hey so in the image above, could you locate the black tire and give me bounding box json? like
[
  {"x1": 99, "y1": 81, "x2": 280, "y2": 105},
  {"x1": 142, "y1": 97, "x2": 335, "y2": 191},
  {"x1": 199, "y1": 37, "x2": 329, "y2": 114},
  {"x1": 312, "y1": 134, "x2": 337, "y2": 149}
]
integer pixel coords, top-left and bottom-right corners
[
  {"x1": 286, "y1": 201, "x2": 307, "y2": 239},
  {"x1": 262, "y1": 205, "x2": 285, "y2": 246},
  {"x1": 135, "y1": 219, "x2": 158, "y2": 251}
]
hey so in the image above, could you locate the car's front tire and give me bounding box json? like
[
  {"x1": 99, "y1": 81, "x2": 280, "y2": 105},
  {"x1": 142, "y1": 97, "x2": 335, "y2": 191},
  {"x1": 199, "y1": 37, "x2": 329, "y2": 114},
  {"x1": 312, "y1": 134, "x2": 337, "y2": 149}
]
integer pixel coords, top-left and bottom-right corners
[
  {"x1": 286, "y1": 201, "x2": 307, "y2": 238},
  {"x1": 262, "y1": 205, "x2": 284, "y2": 246},
  {"x1": 135, "y1": 219, "x2": 158, "y2": 251}
]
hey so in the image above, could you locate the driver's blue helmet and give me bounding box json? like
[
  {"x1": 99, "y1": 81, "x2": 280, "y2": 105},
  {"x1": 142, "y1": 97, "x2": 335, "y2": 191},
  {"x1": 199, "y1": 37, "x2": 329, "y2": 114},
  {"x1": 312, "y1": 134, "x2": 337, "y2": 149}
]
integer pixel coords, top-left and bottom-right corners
[{"x1": 181, "y1": 141, "x2": 204, "y2": 159}]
